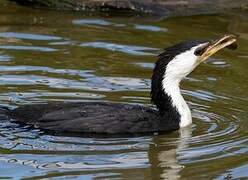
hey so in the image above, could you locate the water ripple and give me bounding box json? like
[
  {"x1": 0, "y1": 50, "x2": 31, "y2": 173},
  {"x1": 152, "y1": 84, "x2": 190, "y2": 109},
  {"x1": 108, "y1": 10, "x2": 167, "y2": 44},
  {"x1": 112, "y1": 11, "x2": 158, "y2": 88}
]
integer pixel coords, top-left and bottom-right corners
[
  {"x1": 0, "y1": 54, "x2": 12, "y2": 62},
  {"x1": 73, "y1": 19, "x2": 126, "y2": 27},
  {"x1": 0, "y1": 65, "x2": 149, "y2": 91},
  {"x1": 0, "y1": 122, "x2": 151, "y2": 173},
  {"x1": 73, "y1": 19, "x2": 113, "y2": 26},
  {"x1": 0, "y1": 75, "x2": 149, "y2": 92},
  {"x1": 0, "y1": 65, "x2": 94, "y2": 77},
  {"x1": 80, "y1": 42, "x2": 159, "y2": 56},
  {"x1": 184, "y1": 89, "x2": 229, "y2": 101},
  {"x1": 134, "y1": 24, "x2": 167, "y2": 32},
  {"x1": 206, "y1": 58, "x2": 229, "y2": 68},
  {"x1": 0, "y1": 45, "x2": 57, "y2": 52},
  {"x1": 0, "y1": 32, "x2": 62, "y2": 41}
]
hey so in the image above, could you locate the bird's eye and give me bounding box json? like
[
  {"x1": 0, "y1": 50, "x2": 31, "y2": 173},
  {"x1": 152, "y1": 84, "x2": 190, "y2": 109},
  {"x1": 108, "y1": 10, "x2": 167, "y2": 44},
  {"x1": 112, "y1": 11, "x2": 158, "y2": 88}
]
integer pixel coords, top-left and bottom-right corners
[
  {"x1": 194, "y1": 48, "x2": 204, "y2": 56},
  {"x1": 194, "y1": 43, "x2": 210, "y2": 56}
]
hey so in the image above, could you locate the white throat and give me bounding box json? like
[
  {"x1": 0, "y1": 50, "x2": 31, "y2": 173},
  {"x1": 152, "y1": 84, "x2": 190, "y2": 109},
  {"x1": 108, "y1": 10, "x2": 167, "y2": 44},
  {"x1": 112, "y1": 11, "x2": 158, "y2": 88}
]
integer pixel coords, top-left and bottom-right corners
[{"x1": 162, "y1": 78, "x2": 192, "y2": 128}]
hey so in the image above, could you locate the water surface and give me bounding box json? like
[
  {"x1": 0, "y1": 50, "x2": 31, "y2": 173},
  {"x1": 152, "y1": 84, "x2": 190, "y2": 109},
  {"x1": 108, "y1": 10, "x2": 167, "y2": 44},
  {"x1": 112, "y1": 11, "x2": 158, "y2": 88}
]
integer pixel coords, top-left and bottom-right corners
[{"x1": 0, "y1": 1, "x2": 247, "y2": 179}]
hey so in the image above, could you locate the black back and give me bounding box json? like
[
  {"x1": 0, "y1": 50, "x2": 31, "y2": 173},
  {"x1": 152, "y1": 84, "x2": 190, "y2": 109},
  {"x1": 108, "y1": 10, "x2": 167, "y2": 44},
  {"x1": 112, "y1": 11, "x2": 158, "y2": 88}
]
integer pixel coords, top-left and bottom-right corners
[{"x1": 7, "y1": 102, "x2": 180, "y2": 134}]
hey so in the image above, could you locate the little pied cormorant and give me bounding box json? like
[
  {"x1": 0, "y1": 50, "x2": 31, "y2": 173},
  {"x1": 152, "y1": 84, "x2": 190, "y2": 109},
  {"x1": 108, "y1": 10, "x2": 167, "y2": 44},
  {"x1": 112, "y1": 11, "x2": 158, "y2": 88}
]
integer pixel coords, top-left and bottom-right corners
[{"x1": 0, "y1": 34, "x2": 237, "y2": 134}]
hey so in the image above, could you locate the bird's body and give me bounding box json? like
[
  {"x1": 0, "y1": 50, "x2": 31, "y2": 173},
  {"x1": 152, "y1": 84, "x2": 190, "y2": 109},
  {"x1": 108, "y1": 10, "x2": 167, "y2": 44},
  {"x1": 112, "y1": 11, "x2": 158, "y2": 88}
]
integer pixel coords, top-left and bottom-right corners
[
  {"x1": 0, "y1": 34, "x2": 237, "y2": 134},
  {"x1": 7, "y1": 102, "x2": 179, "y2": 134}
]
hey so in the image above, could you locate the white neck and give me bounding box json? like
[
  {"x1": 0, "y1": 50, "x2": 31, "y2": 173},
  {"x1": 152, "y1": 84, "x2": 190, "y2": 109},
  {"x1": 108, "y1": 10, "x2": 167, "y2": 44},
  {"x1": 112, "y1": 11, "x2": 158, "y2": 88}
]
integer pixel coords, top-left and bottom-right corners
[
  {"x1": 162, "y1": 74, "x2": 192, "y2": 128},
  {"x1": 159, "y1": 46, "x2": 202, "y2": 128},
  {"x1": 162, "y1": 78, "x2": 192, "y2": 127}
]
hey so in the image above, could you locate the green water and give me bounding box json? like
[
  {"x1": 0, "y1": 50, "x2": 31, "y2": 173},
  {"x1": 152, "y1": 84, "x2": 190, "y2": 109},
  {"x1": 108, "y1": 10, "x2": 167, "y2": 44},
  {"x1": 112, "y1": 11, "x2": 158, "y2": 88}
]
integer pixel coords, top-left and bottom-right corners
[{"x1": 0, "y1": 1, "x2": 247, "y2": 179}]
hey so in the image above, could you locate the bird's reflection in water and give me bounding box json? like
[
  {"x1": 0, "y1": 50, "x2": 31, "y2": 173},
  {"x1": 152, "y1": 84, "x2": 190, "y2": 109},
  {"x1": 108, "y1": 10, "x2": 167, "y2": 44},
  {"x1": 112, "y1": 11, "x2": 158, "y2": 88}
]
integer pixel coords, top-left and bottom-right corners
[{"x1": 149, "y1": 127, "x2": 192, "y2": 180}]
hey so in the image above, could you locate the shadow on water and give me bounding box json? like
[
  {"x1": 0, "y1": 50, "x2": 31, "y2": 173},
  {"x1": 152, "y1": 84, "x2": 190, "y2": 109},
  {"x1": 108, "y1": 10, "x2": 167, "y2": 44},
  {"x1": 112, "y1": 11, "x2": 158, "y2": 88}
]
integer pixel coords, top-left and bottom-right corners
[{"x1": 0, "y1": 1, "x2": 247, "y2": 179}]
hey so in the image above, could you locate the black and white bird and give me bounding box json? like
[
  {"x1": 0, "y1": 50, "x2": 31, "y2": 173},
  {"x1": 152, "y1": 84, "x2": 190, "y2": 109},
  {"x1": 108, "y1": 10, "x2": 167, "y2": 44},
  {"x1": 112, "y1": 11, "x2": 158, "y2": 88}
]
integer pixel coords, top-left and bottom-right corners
[{"x1": 0, "y1": 34, "x2": 237, "y2": 134}]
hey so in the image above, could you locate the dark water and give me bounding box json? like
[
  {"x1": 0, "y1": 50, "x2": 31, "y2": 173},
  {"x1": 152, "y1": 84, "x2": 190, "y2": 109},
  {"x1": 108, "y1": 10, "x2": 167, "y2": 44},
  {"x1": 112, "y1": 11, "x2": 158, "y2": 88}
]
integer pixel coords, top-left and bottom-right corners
[{"x1": 0, "y1": 1, "x2": 247, "y2": 179}]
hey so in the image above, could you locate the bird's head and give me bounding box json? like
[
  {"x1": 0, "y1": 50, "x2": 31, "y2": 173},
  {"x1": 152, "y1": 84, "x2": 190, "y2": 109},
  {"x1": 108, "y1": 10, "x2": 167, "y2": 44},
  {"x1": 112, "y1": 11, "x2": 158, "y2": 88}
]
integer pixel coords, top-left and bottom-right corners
[
  {"x1": 151, "y1": 34, "x2": 237, "y2": 115},
  {"x1": 156, "y1": 34, "x2": 237, "y2": 84}
]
